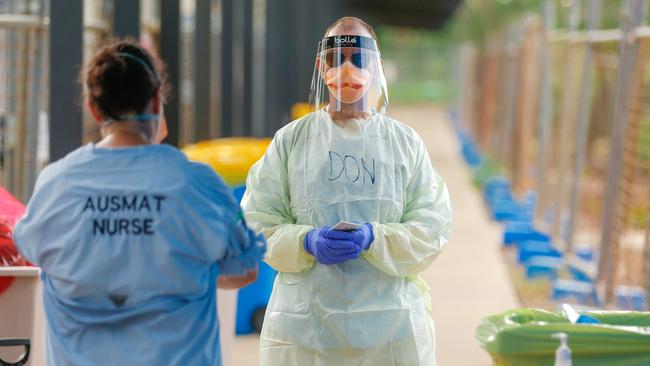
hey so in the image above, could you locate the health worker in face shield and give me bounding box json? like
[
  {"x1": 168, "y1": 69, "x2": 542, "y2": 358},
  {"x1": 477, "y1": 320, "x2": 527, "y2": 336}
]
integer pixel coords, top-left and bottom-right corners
[
  {"x1": 242, "y1": 17, "x2": 452, "y2": 366},
  {"x1": 13, "y1": 39, "x2": 265, "y2": 366}
]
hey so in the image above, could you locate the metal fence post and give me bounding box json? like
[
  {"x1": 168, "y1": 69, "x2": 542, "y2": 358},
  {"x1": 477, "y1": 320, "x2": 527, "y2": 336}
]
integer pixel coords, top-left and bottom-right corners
[
  {"x1": 251, "y1": 0, "x2": 266, "y2": 137},
  {"x1": 554, "y1": 0, "x2": 582, "y2": 240},
  {"x1": 113, "y1": 0, "x2": 140, "y2": 39},
  {"x1": 194, "y1": 0, "x2": 211, "y2": 142},
  {"x1": 566, "y1": 0, "x2": 603, "y2": 254},
  {"x1": 49, "y1": 0, "x2": 83, "y2": 161},
  {"x1": 535, "y1": 0, "x2": 556, "y2": 223},
  {"x1": 160, "y1": 0, "x2": 181, "y2": 146},
  {"x1": 598, "y1": 0, "x2": 646, "y2": 303},
  {"x1": 23, "y1": 0, "x2": 46, "y2": 200}
]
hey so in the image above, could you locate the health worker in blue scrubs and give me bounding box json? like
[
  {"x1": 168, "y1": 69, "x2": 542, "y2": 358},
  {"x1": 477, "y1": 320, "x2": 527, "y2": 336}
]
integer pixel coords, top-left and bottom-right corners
[{"x1": 13, "y1": 39, "x2": 266, "y2": 366}]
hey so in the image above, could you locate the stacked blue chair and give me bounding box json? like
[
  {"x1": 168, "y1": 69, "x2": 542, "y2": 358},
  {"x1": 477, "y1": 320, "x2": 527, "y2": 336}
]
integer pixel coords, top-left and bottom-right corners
[
  {"x1": 616, "y1": 286, "x2": 648, "y2": 311},
  {"x1": 483, "y1": 177, "x2": 537, "y2": 223},
  {"x1": 566, "y1": 247, "x2": 598, "y2": 283},
  {"x1": 552, "y1": 278, "x2": 601, "y2": 306},
  {"x1": 525, "y1": 256, "x2": 562, "y2": 280},
  {"x1": 459, "y1": 131, "x2": 483, "y2": 168},
  {"x1": 503, "y1": 221, "x2": 550, "y2": 247}
]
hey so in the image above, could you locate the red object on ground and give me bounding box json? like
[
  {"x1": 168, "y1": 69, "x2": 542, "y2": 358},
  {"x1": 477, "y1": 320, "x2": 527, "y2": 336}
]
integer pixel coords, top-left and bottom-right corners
[
  {"x1": 0, "y1": 186, "x2": 27, "y2": 296},
  {"x1": 0, "y1": 186, "x2": 25, "y2": 226},
  {"x1": 0, "y1": 222, "x2": 26, "y2": 295}
]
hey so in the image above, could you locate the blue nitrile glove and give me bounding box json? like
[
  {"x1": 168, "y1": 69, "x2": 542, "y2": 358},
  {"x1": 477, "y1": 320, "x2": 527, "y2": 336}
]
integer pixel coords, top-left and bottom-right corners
[
  {"x1": 324, "y1": 223, "x2": 374, "y2": 251},
  {"x1": 303, "y1": 226, "x2": 362, "y2": 265}
]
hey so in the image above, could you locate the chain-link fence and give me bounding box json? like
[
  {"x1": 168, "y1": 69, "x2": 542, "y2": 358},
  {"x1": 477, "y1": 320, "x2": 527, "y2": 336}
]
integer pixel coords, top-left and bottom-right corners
[
  {"x1": 81, "y1": 0, "x2": 111, "y2": 144},
  {"x1": 534, "y1": 33, "x2": 566, "y2": 234},
  {"x1": 567, "y1": 37, "x2": 619, "y2": 281},
  {"x1": 0, "y1": 0, "x2": 48, "y2": 203},
  {"x1": 0, "y1": 0, "x2": 115, "y2": 203},
  {"x1": 605, "y1": 32, "x2": 650, "y2": 302},
  {"x1": 454, "y1": 0, "x2": 650, "y2": 309}
]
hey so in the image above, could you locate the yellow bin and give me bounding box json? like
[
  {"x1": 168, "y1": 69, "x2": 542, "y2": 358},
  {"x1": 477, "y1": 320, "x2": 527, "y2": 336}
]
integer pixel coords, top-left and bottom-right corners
[{"x1": 183, "y1": 138, "x2": 271, "y2": 186}]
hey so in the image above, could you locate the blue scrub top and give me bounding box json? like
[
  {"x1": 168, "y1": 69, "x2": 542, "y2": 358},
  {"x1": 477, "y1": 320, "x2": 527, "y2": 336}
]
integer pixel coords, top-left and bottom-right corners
[{"x1": 14, "y1": 143, "x2": 264, "y2": 365}]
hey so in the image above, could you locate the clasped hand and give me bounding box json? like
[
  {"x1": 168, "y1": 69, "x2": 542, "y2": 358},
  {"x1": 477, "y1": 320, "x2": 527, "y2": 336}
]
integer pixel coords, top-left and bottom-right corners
[{"x1": 303, "y1": 223, "x2": 374, "y2": 265}]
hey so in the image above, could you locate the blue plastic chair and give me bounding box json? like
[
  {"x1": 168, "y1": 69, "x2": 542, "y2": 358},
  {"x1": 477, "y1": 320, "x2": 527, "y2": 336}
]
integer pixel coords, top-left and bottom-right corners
[
  {"x1": 616, "y1": 286, "x2": 648, "y2": 311},
  {"x1": 525, "y1": 256, "x2": 562, "y2": 280},
  {"x1": 517, "y1": 241, "x2": 561, "y2": 265},
  {"x1": 552, "y1": 279, "x2": 601, "y2": 306},
  {"x1": 503, "y1": 222, "x2": 551, "y2": 247}
]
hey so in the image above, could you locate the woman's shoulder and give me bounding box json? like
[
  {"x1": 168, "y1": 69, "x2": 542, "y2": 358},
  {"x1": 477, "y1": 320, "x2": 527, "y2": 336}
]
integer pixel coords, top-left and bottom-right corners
[
  {"x1": 55, "y1": 143, "x2": 187, "y2": 166},
  {"x1": 184, "y1": 160, "x2": 232, "y2": 197},
  {"x1": 33, "y1": 144, "x2": 95, "y2": 186},
  {"x1": 185, "y1": 160, "x2": 222, "y2": 184},
  {"x1": 39, "y1": 144, "x2": 190, "y2": 187}
]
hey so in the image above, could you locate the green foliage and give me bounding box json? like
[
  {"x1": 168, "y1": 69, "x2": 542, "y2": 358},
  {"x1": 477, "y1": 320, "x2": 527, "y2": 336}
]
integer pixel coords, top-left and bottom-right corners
[
  {"x1": 446, "y1": 0, "x2": 545, "y2": 44},
  {"x1": 372, "y1": 0, "x2": 630, "y2": 103},
  {"x1": 445, "y1": 0, "x2": 626, "y2": 45},
  {"x1": 376, "y1": 26, "x2": 455, "y2": 103}
]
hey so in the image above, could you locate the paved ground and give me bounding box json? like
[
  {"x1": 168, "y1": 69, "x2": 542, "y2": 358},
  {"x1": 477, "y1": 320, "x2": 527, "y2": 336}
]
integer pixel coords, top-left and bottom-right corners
[{"x1": 228, "y1": 104, "x2": 520, "y2": 366}]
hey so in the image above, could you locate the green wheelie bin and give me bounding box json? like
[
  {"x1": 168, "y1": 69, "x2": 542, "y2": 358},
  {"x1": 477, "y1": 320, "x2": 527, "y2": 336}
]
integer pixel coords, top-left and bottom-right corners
[{"x1": 476, "y1": 308, "x2": 650, "y2": 366}]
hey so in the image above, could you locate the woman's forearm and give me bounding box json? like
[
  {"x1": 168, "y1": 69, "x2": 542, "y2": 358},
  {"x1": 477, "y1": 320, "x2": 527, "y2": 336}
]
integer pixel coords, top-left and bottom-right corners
[{"x1": 217, "y1": 269, "x2": 259, "y2": 289}]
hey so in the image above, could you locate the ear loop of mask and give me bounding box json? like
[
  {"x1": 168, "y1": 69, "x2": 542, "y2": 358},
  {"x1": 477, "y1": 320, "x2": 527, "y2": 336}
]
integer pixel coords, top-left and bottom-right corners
[{"x1": 101, "y1": 52, "x2": 162, "y2": 125}]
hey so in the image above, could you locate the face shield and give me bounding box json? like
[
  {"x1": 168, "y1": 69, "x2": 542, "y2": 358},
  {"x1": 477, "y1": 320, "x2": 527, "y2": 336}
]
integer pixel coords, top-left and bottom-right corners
[{"x1": 309, "y1": 35, "x2": 389, "y2": 115}]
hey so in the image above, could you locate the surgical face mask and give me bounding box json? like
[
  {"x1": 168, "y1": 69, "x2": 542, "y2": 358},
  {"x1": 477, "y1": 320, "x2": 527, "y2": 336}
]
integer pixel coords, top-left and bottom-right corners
[
  {"x1": 100, "y1": 105, "x2": 164, "y2": 144},
  {"x1": 324, "y1": 51, "x2": 375, "y2": 104},
  {"x1": 310, "y1": 35, "x2": 389, "y2": 114},
  {"x1": 100, "y1": 108, "x2": 160, "y2": 127}
]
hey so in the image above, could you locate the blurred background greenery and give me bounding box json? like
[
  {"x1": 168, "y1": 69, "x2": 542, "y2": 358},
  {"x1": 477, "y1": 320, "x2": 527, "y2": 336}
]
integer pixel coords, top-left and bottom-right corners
[{"x1": 378, "y1": 0, "x2": 626, "y2": 104}]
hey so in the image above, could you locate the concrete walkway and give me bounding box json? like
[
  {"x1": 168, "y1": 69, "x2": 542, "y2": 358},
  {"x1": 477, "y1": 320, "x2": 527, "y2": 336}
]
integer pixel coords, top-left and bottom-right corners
[
  {"x1": 230, "y1": 104, "x2": 519, "y2": 366},
  {"x1": 394, "y1": 105, "x2": 519, "y2": 366}
]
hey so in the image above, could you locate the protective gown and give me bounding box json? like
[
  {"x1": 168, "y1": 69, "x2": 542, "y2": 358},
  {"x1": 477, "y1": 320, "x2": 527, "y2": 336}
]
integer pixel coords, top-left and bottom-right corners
[{"x1": 242, "y1": 110, "x2": 452, "y2": 365}]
